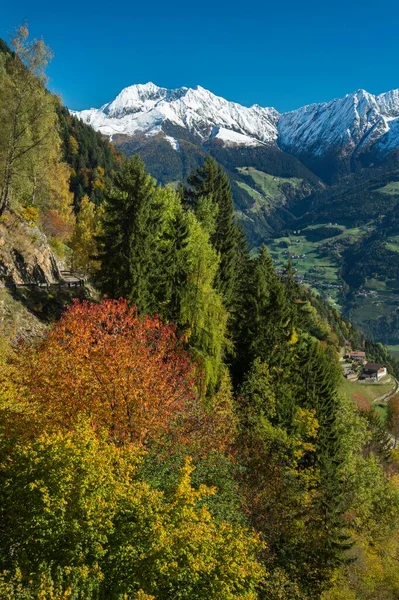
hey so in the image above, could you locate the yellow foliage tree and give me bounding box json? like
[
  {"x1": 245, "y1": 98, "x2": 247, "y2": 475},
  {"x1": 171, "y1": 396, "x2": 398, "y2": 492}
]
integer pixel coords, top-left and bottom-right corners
[
  {"x1": 0, "y1": 25, "x2": 56, "y2": 215},
  {"x1": 68, "y1": 134, "x2": 79, "y2": 156},
  {"x1": 0, "y1": 421, "x2": 266, "y2": 599},
  {"x1": 39, "y1": 159, "x2": 75, "y2": 244},
  {"x1": 70, "y1": 195, "x2": 100, "y2": 273},
  {"x1": 0, "y1": 25, "x2": 74, "y2": 256}
]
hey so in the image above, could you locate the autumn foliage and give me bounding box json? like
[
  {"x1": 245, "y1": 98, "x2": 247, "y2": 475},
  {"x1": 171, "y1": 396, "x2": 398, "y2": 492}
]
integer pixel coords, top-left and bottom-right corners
[{"x1": 21, "y1": 299, "x2": 197, "y2": 445}]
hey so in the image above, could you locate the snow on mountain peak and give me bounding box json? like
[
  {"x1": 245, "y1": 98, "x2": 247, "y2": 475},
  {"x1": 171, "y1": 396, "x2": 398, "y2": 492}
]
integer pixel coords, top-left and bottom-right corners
[
  {"x1": 72, "y1": 84, "x2": 399, "y2": 158},
  {"x1": 278, "y1": 87, "x2": 399, "y2": 157},
  {"x1": 376, "y1": 88, "x2": 399, "y2": 117},
  {"x1": 103, "y1": 82, "x2": 189, "y2": 118},
  {"x1": 72, "y1": 84, "x2": 279, "y2": 145}
]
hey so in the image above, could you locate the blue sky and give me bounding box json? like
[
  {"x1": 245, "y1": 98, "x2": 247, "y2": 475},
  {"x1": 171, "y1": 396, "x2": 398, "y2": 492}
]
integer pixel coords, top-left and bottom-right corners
[{"x1": 2, "y1": 0, "x2": 399, "y2": 112}]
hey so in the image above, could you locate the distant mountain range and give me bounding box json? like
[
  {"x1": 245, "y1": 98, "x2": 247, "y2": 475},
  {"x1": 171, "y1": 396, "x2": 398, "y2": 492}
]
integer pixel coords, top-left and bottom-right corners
[
  {"x1": 73, "y1": 83, "x2": 399, "y2": 181},
  {"x1": 72, "y1": 83, "x2": 279, "y2": 144},
  {"x1": 72, "y1": 83, "x2": 322, "y2": 243}
]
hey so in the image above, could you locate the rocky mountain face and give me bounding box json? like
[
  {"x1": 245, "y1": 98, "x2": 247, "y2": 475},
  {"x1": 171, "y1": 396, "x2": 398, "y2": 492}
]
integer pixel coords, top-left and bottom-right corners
[
  {"x1": 0, "y1": 213, "x2": 60, "y2": 285},
  {"x1": 73, "y1": 84, "x2": 399, "y2": 183},
  {"x1": 278, "y1": 89, "x2": 399, "y2": 180}
]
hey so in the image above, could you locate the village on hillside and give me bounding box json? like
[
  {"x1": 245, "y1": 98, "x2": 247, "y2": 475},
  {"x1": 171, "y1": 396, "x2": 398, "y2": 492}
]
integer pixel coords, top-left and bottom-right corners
[{"x1": 341, "y1": 344, "x2": 388, "y2": 382}]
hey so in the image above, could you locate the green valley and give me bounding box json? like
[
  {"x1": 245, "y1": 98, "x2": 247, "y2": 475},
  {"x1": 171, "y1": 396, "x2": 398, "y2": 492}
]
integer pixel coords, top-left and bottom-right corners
[{"x1": 260, "y1": 168, "x2": 399, "y2": 351}]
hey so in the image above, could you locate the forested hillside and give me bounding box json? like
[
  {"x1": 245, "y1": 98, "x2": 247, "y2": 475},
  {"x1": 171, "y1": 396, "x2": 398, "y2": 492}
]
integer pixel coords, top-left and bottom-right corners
[
  {"x1": 1, "y1": 26, "x2": 399, "y2": 600},
  {"x1": 112, "y1": 126, "x2": 323, "y2": 245},
  {"x1": 268, "y1": 165, "x2": 399, "y2": 353},
  {"x1": 57, "y1": 105, "x2": 121, "y2": 208}
]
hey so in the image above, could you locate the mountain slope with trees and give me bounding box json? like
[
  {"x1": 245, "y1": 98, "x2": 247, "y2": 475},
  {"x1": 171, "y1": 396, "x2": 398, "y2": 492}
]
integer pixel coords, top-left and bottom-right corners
[
  {"x1": 1, "y1": 26, "x2": 399, "y2": 600},
  {"x1": 70, "y1": 81, "x2": 399, "y2": 352}
]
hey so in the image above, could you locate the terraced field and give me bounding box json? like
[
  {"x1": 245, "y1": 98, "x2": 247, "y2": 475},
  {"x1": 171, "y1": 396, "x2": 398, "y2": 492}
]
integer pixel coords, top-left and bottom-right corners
[
  {"x1": 237, "y1": 168, "x2": 304, "y2": 213},
  {"x1": 376, "y1": 180, "x2": 399, "y2": 195},
  {"x1": 267, "y1": 222, "x2": 373, "y2": 309}
]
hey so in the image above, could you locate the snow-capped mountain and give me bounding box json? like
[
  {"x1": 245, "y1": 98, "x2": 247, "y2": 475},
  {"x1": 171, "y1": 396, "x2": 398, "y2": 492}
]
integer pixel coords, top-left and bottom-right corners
[
  {"x1": 73, "y1": 82, "x2": 279, "y2": 147},
  {"x1": 278, "y1": 88, "x2": 399, "y2": 159},
  {"x1": 73, "y1": 83, "x2": 399, "y2": 180}
]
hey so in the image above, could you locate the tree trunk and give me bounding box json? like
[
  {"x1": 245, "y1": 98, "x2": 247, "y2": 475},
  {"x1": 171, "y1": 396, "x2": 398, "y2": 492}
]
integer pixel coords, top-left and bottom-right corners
[
  {"x1": 0, "y1": 104, "x2": 19, "y2": 216},
  {"x1": 0, "y1": 168, "x2": 12, "y2": 216}
]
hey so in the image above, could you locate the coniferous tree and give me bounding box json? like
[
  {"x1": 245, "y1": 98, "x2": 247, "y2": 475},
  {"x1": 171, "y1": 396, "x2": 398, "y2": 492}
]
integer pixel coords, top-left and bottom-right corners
[
  {"x1": 236, "y1": 355, "x2": 322, "y2": 600},
  {"x1": 97, "y1": 165, "x2": 228, "y2": 395},
  {"x1": 97, "y1": 155, "x2": 161, "y2": 311},
  {"x1": 234, "y1": 245, "x2": 294, "y2": 383},
  {"x1": 186, "y1": 157, "x2": 245, "y2": 312},
  {"x1": 156, "y1": 208, "x2": 190, "y2": 324},
  {"x1": 282, "y1": 259, "x2": 299, "y2": 307},
  {"x1": 362, "y1": 409, "x2": 393, "y2": 463},
  {"x1": 292, "y1": 339, "x2": 351, "y2": 594}
]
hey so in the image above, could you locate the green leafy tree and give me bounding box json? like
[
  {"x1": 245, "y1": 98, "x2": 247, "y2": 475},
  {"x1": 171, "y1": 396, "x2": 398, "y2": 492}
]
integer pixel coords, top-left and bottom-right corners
[
  {"x1": 0, "y1": 421, "x2": 266, "y2": 600},
  {"x1": 0, "y1": 25, "x2": 57, "y2": 215},
  {"x1": 0, "y1": 420, "x2": 125, "y2": 598},
  {"x1": 105, "y1": 458, "x2": 265, "y2": 600},
  {"x1": 177, "y1": 211, "x2": 229, "y2": 394},
  {"x1": 322, "y1": 395, "x2": 399, "y2": 600}
]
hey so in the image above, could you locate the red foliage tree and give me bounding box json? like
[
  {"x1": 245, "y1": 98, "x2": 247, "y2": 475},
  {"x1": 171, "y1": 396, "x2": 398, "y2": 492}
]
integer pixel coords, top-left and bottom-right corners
[{"x1": 22, "y1": 299, "x2": 197, "y2": 446}]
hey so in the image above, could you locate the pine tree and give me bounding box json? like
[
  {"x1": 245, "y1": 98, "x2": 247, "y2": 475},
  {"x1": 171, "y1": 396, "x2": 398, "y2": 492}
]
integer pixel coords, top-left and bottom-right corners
[
  {"x1": 186, "y1": 157, "x2": 244, "y2": 312},
  {"x1": 362, "y1": 409, "x2": 393, "y2": 463},
  {"x1": 282, "y1": 259, "x2": 298, "y2": 306},
  {"x1": 234, "y1": 245, "x2": 294, "y2": 383},
  {"x1": 292, "y1": 338, "x2": 351, "y2": 593},
  {"x1": 97, "y1": 155, "x2": 161, "y2": 311},
  {"x1": 238, "y1": 358, "x2": 277, "y2": 427},
  {"x1": 156, "y1": 208, "x2": 190, "y2": 324}
]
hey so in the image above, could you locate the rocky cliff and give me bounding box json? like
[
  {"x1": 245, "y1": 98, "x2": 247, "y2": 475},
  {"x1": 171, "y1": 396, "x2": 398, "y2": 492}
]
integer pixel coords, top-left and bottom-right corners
[{"x1": 0, "y1": 212, "x2": 61, "y2": 285}]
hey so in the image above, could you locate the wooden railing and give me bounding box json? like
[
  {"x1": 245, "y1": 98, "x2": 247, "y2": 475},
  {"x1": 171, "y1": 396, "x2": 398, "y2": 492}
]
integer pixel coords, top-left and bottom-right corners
[{"x1": 0, "y1": 271, "x2": 87, "y2": 290}]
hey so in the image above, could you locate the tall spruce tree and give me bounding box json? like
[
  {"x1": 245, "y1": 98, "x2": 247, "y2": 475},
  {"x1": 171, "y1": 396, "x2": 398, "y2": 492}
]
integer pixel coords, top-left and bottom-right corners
[
  {"x1": 234, "y1": 245, "x2": 294, "y2": 383},
  {"x1": 97, "y1": 155, "x2": 161, "y2": 311},
  {"x1": 292, "y1": 338, "x2": 351, "y2": 595},
  {"x1": 186, "y1": 157, "x2": 244, "y2": 312},
  {"x1": 156, "y1": 208, "x2": 190, "y2": 324}
]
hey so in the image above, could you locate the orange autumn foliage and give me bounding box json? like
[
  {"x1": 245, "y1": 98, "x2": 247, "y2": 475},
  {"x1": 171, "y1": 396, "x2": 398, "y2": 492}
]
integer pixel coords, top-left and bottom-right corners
[{"x1": 21, "y1": 299, "x2": 197, "y2": 446}]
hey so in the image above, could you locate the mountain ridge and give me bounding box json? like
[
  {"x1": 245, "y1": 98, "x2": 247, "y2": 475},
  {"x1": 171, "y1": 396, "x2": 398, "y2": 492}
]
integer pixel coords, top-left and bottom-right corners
[
  {"x1": 73, "y1": 82, "x2": 279, "y2": 145},
  {"x1": 72, "y1": 82, "x2": 399, "y2": 181}
]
